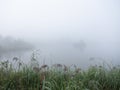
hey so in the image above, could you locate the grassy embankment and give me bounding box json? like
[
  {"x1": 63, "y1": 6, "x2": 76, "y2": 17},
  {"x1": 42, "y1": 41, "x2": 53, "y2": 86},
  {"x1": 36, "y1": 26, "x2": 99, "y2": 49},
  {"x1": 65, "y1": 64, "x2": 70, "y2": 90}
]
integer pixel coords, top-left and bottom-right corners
[{"x1": 0, "y1": 55, "x2": 120, "y2": 90}]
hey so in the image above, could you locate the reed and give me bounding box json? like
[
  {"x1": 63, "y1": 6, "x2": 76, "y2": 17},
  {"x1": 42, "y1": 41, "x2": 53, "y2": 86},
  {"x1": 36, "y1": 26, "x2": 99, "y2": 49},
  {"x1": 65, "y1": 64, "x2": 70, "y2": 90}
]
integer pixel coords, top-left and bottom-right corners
[{"x1": 0, "y1": 57, "x2": 120, "y2": 90}]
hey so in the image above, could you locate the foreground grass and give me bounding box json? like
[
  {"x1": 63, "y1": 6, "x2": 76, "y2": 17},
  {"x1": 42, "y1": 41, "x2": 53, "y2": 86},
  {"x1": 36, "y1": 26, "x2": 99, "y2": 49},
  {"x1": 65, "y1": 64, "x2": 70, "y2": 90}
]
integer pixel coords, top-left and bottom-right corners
[{"x1": 0, "y1": 58, "x2": 120, "y2": 90}]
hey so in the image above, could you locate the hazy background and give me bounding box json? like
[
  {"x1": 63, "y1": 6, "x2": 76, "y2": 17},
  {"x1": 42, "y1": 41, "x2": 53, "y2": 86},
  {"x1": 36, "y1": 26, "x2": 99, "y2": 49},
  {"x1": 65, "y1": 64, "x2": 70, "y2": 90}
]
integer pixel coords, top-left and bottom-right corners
[{"x1": 0, "y1": 0, "x2": 120, "y2": 68}]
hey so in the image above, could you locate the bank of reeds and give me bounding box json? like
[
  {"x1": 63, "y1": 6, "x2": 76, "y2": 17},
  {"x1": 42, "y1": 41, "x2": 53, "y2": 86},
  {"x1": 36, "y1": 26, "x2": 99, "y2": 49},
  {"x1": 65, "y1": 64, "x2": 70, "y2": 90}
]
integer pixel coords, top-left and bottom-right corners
[{"x1": 0, "y1": 57, "x2": 120, "y2": 90}]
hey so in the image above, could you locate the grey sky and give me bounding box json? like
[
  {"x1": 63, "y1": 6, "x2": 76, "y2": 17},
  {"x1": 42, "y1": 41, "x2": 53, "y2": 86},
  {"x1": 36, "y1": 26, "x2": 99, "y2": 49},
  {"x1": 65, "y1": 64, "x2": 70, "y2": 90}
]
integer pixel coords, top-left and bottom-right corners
[{"x1": 0, "y1": 0, "x2": 120, "y2": 41}]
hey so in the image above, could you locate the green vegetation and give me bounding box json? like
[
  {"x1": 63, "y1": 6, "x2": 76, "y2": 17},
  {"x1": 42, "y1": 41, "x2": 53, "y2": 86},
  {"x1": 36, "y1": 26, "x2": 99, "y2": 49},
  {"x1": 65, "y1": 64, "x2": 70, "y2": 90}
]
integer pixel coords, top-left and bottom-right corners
[{"x1": 0, "y1": 56, "x2": 120, "y2": 90}]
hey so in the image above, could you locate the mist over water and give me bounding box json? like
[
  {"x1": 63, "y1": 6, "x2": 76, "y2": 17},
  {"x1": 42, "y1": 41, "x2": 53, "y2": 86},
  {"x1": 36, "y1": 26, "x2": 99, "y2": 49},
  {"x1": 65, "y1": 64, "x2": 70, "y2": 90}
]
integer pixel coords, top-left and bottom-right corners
[
  {"x1": 0, "y1": 0, "x2": 120, "y2": 68},
  {"x1": 0, "y1": 35, "x2": 33, "y2": 61},
  {"x1": 32, "y1": 38, "x2": 120, "y2": 68}
]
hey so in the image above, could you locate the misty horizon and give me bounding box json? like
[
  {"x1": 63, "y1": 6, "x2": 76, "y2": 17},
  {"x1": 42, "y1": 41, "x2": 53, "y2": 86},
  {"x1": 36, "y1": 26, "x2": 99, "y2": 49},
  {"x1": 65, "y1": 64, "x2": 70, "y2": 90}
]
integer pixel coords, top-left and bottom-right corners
[{"x1": 0, "y1": 0, "x2": 120, "y2": 68}]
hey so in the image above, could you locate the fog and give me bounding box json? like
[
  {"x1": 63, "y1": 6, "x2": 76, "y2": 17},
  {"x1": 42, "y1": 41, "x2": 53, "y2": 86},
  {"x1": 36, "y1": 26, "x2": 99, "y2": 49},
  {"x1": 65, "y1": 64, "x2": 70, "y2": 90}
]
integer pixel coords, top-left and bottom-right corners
[
  {"x1": 0, "y1": 0, "x2": 120, "y2": 68},
  {"x1": 0, "y1": 35, "x2": 33, "y2": 59}
]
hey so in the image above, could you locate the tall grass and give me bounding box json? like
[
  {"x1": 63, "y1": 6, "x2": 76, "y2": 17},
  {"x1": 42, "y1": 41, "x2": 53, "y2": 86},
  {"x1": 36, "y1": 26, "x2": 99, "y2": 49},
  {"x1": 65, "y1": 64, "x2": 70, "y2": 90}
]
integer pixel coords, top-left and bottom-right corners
[{"x1": 0, "y1": 56, "x2": 120, "y2": 90}]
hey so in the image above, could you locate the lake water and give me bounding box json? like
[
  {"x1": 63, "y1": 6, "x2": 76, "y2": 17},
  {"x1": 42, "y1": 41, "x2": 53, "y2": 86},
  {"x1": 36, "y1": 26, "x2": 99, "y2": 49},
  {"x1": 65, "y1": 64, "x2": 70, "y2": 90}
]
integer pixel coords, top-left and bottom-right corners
[{"x1": 0, "y1": 40, "x2": 119, "y2": 69}]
